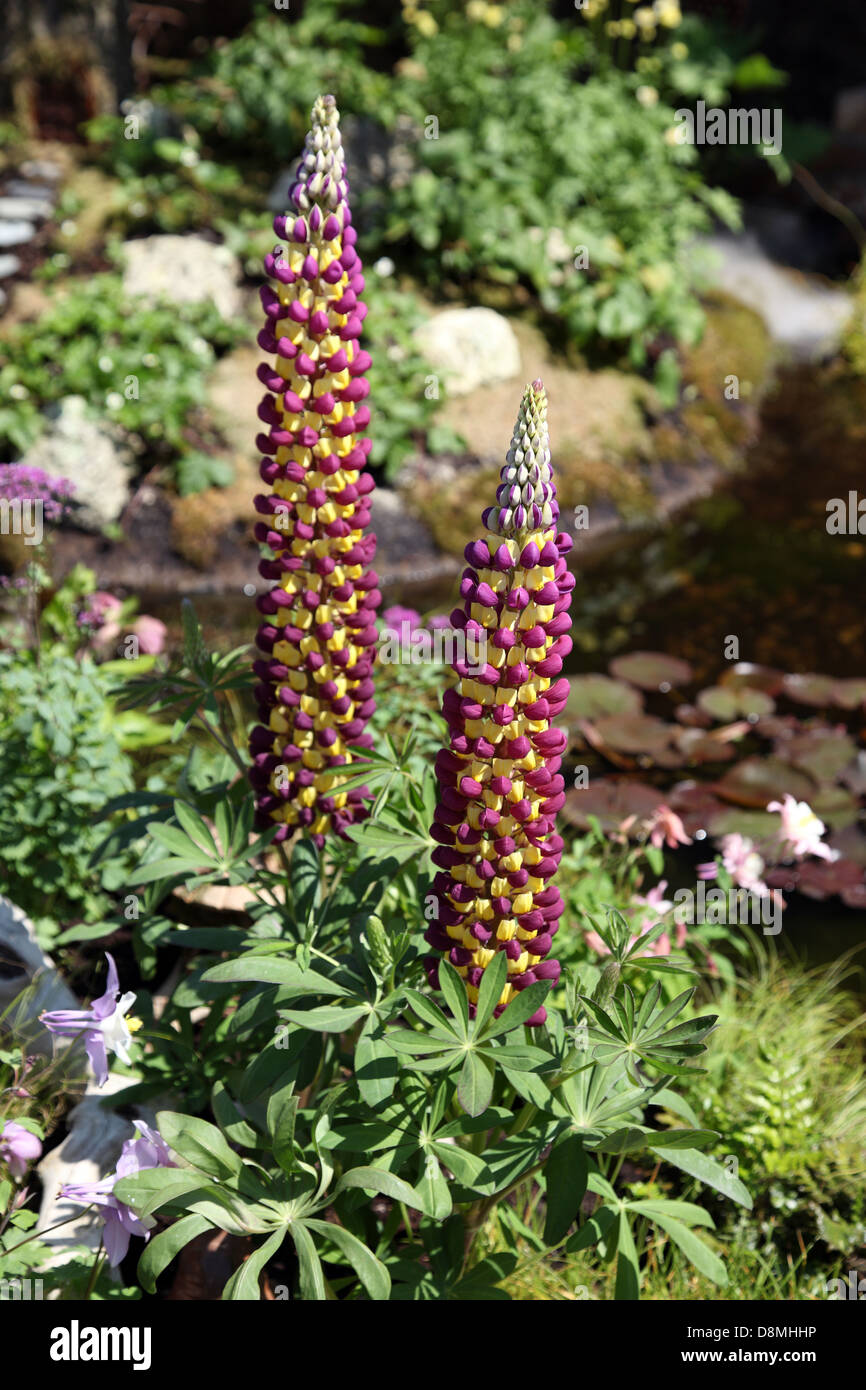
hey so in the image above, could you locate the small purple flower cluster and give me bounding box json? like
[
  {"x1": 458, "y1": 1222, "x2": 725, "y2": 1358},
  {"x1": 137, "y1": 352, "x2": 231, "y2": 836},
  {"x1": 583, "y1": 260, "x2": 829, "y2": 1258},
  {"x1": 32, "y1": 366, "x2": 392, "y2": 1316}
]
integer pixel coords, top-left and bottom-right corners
[{"x1": 0, "y1": 463, "x2": 76, "y2": 522}]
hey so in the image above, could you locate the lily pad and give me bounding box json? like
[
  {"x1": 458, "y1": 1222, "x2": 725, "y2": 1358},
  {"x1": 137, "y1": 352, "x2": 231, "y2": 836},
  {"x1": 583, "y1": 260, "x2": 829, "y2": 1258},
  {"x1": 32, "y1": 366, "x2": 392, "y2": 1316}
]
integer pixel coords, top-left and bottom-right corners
[
  {"x1": 673, "y1": 727, "x2": 738, "y2": 764},
  {"x1": 711, "y1": 756, "x2": 815, "y2": 808},
  {"x1": 774, "y1": 728, "x2": 858, "y2": 785},
  {"x1": 781, "y1": 673, "x2": 837, "y2": 707},
  {"x1": 675, "y1": 703, "x2": 712, "y2": 728},
  {"x1": 697, "y1": 686, "x2": 775, "y2": 721},
  {"x1": 592, "y1": 713, "x2": 676, "y2": 755},
  {"x1": 831, "y1": 678, "x2": 866, "y2": 710},
  {"x1": 608, "y1": 650, "x2": 693, "y2": 692},
  {"x1": 565, "y1": 674, "x2": 643, "y2": 722},
  {"x1": 706, "y1": 807, "x2": 781, "y2": 841},
  {"x1": 561, "y1": 780, "x2": 666, "y2": 832},
  {"x1": 668, "y1": 780, "x2": 730, "y2": 836},
  {"x1": 718, "y1": 662, "x2": 785, "y2": 696},
  {"x1": 827, "y1": 824, "x2": 866, "y2": 867},
  {"x1": 809, "y1": 784, "x2": 860, "y2": 830},
  {"x1": 767, "y1": 858, "x2": 866, "y2": 907}
]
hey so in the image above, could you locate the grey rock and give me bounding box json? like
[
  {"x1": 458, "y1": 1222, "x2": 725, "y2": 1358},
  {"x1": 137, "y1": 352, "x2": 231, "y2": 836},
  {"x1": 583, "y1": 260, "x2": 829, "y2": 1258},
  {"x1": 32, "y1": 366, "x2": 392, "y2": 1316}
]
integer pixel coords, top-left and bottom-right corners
[
  {"x1": 20, "y1": 159, "x2": 62, "y2": 183},
  {"x1": 0, "y1": 253, "x2": 21, "y2": 279},
  {"x1": 4, "y1": 181, "x2": 55, "y2": 202},
  {"x1": 413, "y1": 307, "x2": 522, "y2": 396},
  {"x1": 121, "y1": 234, "x2": 244, "y2": 321},
  {"x1": 19, "y1": 397, "x2": 135, "y2": 531},
  {"x1": 0, "y1": 897, "x2": 80, "y2": 1057},
  {"x1": 693, "y1": 232, "x2": 853, "y2": 360},
  {"x1": 0, "y1": 196, "x2": 52, "y2": 221},
  {"x1": 0, "y1": 220, "x2": 35, "y2": 248}
]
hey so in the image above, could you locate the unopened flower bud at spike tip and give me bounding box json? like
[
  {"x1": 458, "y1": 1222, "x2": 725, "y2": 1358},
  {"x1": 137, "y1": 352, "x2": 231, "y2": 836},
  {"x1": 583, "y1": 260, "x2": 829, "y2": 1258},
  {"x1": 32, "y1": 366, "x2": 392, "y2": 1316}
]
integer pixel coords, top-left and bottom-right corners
[
  {"x1": 425, "y1": 383, "x2": 574, "y2": 1026},
  {"x1": 248, "y1": 94, "x2": 378, "y2": 848}
]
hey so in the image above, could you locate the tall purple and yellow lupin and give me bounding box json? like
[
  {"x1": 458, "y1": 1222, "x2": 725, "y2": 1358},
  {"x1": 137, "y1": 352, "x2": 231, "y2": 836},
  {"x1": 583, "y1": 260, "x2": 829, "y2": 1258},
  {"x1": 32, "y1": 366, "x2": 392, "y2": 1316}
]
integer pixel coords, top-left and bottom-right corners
[
  {"x1": 248, "y1": 96, "x2": 380, "y2": 846},
  {"x1": 427, "y1": 381, "x2": 574, "y2": 1025}
]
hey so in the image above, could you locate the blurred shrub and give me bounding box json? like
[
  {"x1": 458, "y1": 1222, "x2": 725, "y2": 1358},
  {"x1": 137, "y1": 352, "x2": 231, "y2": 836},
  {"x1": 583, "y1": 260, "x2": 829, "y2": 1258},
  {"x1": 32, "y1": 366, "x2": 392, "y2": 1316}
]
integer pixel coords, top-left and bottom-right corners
[
  {"x1": 81, "y1": 0, "x2": 746, "y2": 363},
  {"x1": 0, "y1": 271, "x2": 244, "y2": 476}
]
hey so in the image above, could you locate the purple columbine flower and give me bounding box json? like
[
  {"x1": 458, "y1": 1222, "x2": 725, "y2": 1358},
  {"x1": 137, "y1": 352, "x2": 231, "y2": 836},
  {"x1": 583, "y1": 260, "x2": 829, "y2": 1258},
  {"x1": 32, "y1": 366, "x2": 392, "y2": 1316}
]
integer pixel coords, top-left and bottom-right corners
[
  {"x1": 40, "y1": 953, "x2": 141, "y2": 1087},
  {"x1": 0, "y1": 1120, "x2": 42, "y2": 1179},
  {"x1": 60, "y1": 1122, "x2": 175, "y2": 1267}
]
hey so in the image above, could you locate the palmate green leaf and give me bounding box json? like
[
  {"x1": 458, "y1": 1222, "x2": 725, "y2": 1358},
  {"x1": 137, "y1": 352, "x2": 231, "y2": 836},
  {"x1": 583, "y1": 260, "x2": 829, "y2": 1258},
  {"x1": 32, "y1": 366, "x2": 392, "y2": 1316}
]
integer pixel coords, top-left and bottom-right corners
[
  {"x1": 415, "y1": 1149, "x2": 452, "y2": 1220},
  {"x1": 336, "y1": 1166, "x2": 431, "y2": 1215},
  {"x1": 211, "y1": 1081, "x2": 259, "y2": 1149},
  {"x1": 148, "y1": 820, "x2": 214, "y2": 863},
  {"x1": 305, "y1": 1219, "x2": 391, "y2": 1301},
  {"x1": 437, "y1": 960, "x2": 469, "y2": 1039},
  {"x1": 156, "y1": 1111, "x2": 242, "y2": 1180},
  {"x1": 223, "y1": 1227, "x2": 285, "y2": 1301},
  {"x1": 128, "y1": 856, "x2": 207, "y2": 885},
  {"x1": 113, "y1": 1168, "x2": 221, "y2": 1221},
  {"x1": 450, "y1": 1252, "x2": 518, "y2": 1301},
  {"x1": 290, "y1": 837, "x2": 320, "y2": 927},
  {"x1": 543, "y1": 1133, "x2": 588, "y2": 1246},
  {"x1": 480, "y1": 980, "x2": 552, "y2": 1038},
  {"x1": 588, "y1": 1126, "x2": 651, "y2": 1155},
  {"x1": 649, "y1": 1128, "x2": 719, "y2": 1151},
  {"x1": 430, "y1": 1140, "x2": 488, "y2": 1187},
  {"x1": 474, "y1": 951, "x2": 508, "y2": 1032},
  {"x1": 614, "y1": 1211, "x2": 640, "y2": 1300},
  {"x1": 266, "y1": 1085, "x2": 298, "y2": 1176},
  {"x1": 202, "y1": 956, "x2": 350, "y2": 996},
  {"x1": 355, "y1": 1027, "x2": 400, "y2": 1107},
  {"x1": 137, "y1": 1213, "x2": 212, "y2": 1293},
  {"x1": 402, "y1": 988, "x2": 457, "y2": 1037},
  {"x1": 481, "y1": 1041, "x2": 552, "y2": 1073},
  {"x1": 292, "y1": 1220, "x2": 327, "y2": 1301},
  {"x1": 564, "y1": 1203, "x2": 616, "y2": 1255},
  {"x1": 651, "y1": 1146, "x2": 753, "y2": 1209},
  {"x1": 457, "y1": 1049, "x2": 494, "y2": 1117},
  {"x1": 640, "y1": 1209, "x2": 728, "y2": 1287},
  {"x1": 628, "y1": 1199, "x2": 715, "y2": 1227},
  {"x1": 279, "y1": 1003, "x2": 370, "y2": 1033},
  {"x1": 384, "y1": 1030, "x2": 457, "y2": 1056}
]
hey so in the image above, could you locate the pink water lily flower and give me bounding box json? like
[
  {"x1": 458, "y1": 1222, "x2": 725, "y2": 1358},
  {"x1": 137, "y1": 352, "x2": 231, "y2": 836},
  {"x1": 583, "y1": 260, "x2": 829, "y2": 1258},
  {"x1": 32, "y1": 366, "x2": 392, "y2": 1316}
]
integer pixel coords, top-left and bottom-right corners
[
  {"x1": 60, "y1": 1122, "x2": 175, "y2": 1267},
  {"x1": 40, "y1": 953, "x2": 141, "y2": 1087},
  {"x1": 767, "y1": 794, "x2": 839, "y2": 863},
  {"x1": 0, "y1": 1120, "x2": 42, "y2": 1179},
  {"x1": 645, "y1": 804, "x2": 693, "y2": 850},
  {"x1": 699, "y1": 832, "x2": 769, "y2": 894}
]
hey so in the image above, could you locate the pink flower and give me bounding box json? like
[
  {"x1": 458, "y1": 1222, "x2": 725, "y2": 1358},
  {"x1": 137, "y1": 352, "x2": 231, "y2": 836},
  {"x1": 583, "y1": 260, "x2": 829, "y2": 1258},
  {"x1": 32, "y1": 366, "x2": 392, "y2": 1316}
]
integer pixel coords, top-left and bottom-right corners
[
  {"x1": 721, "y1": 833, "x2": 769, "y2": 893},
  {"x1": 131, "y1": 615, "x2": 167, "y2": 655},
  {"x1": 0, "y1": 1120, "x2": 42, "y2": 1179},
  {"x1": 767, "y1": 794, "x2": 839, "y2": 863},
  {"x1": 645, "y1": 804, "x2": 692, "y2": 850}
]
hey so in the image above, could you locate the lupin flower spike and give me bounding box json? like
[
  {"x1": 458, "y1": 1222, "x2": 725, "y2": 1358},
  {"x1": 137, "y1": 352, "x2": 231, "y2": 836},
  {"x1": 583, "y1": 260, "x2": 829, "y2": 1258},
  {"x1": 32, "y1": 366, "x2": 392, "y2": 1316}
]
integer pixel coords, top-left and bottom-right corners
[
  {"x1": 426, "y1": 381, "x2": 575, "y2": 1026},
  {"x1": 249, "y1": 95, "x2": 379, "y2": 847}
]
